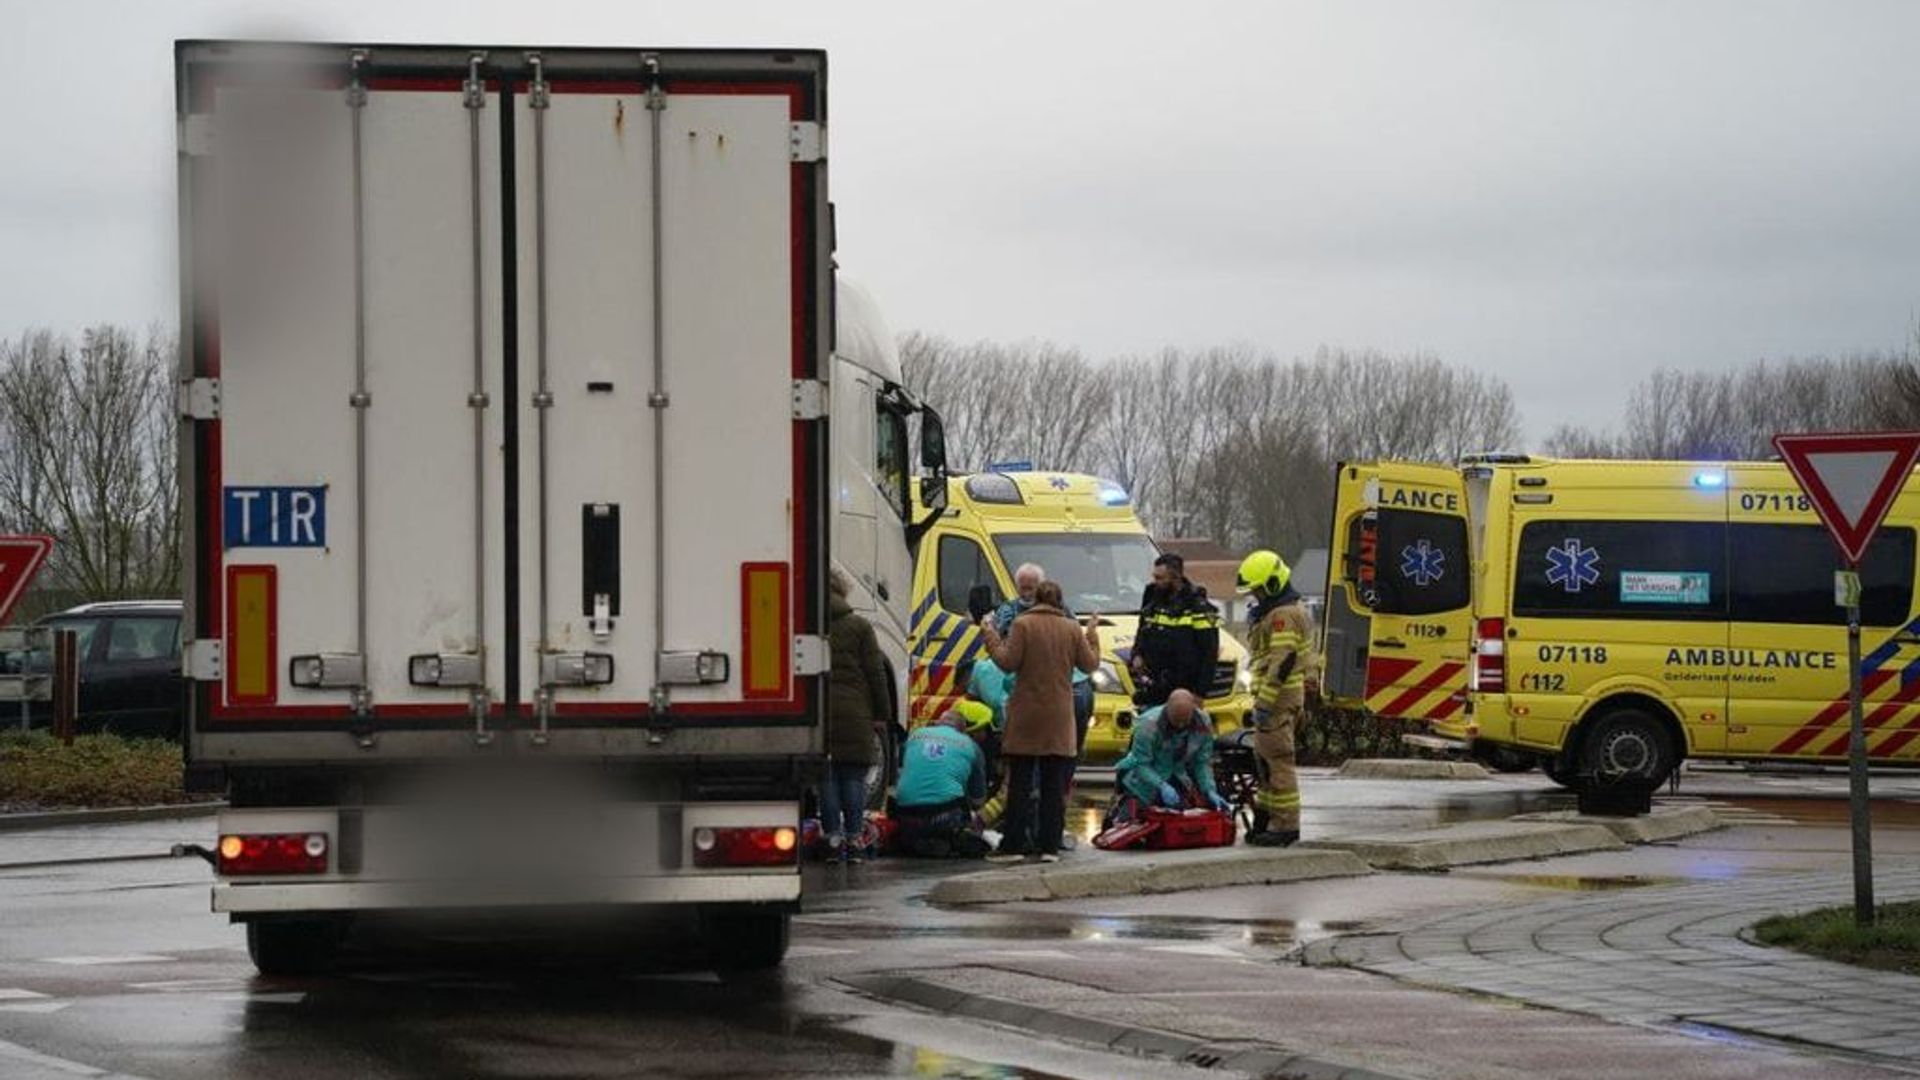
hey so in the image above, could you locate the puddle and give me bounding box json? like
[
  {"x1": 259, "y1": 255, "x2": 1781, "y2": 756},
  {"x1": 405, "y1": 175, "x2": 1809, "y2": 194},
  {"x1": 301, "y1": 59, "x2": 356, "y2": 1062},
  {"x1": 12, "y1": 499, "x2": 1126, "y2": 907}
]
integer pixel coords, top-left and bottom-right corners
[
  {"x1": 1711, "y1": 796, "x2": 1920, "y2": 828},
  {"x1": 1449, "y1": 871, "x2": 1684, "y2": 891},
  {"x1": 802, "y1": 909, "x2": 1364, "y2": 950},
  {"x1": 1433, "y1": 790, "x2": 1574, "y2": 823}
]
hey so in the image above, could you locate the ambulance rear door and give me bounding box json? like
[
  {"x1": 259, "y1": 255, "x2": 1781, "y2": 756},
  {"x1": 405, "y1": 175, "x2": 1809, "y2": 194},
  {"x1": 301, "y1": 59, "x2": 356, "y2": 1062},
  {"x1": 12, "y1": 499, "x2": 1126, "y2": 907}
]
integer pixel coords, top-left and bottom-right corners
[{"x1": 1326, "y1": 462, "x2": 1473, "y2": 721}]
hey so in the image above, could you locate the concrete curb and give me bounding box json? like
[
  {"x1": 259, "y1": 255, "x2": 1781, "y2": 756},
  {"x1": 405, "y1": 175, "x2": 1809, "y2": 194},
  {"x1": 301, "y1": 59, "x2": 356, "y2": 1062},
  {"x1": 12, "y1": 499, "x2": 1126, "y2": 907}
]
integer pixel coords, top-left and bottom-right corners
[
  {"x1": 1299, "y1": 820, "x2": 1628, "y2": 870},
  {"x1": 1336, "y1": 759, "x2": 1493, "y2": 781},
  {"x1": 0, "y1": 802, "x2": 223, "y2": 832},
  {"x1": 838, "y1": 972, "x2": 1414, "y2": 1080},
  {"x1": 1508, "y1": 805, "x2": 1723, "y2": 844},
  {"x1": 926, "y1": 847, "x2": 1374, "y2": 906}
]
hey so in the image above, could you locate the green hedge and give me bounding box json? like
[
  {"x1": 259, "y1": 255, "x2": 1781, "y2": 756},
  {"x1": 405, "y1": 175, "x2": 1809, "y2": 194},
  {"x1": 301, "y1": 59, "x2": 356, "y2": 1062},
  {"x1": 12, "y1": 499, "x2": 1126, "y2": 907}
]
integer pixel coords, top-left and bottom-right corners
[{"x1": 0, "y1": 732, "x2": 185, "y2": 809}]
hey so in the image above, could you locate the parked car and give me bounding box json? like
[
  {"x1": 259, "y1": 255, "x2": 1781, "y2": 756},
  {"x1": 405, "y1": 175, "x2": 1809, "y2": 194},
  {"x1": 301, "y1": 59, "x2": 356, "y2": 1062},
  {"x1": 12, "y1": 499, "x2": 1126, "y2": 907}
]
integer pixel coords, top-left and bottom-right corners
[{"x1": 1, "y1": 601, "x2": 183, "y2": 740}]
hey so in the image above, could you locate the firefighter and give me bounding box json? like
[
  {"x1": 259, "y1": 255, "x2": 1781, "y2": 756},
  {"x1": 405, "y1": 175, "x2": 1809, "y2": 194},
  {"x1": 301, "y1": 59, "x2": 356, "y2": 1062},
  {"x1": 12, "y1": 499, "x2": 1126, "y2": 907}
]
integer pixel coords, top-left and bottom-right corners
[
  {"x1": 1130, "y1": 552, "x2": 1222, "y2": 707},
  {"x1": 1237, "y1": 549, "x2": 1313, "y2": 847}
]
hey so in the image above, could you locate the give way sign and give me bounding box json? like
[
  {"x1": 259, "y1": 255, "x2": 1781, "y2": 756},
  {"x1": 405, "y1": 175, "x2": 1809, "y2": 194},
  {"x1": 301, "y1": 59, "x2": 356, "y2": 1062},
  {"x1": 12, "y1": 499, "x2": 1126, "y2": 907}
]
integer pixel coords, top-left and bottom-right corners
[
  {"x1": 1772, "y1": 432, "x2": 1920, "y2": 566},
  {"x1": 0, "y1": 536, "x2": 54, "y2": 626}
]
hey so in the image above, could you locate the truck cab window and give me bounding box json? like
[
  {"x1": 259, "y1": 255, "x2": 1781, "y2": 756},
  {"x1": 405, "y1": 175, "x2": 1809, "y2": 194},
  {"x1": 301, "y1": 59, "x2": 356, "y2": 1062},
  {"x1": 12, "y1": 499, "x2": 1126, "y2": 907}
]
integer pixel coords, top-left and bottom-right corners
[
  {"x1": 937, "y1": 535, "x2": 1001, "y2": 615},
  {"x1": 876, "y1": 402, "x2": 910, "y2": 520}
]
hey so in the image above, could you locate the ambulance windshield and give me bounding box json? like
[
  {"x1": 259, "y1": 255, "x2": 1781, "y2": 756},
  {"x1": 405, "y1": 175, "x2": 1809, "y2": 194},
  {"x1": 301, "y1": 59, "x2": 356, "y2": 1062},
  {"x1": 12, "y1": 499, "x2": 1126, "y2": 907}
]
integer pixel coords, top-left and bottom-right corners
[{"x1": 993, "y1": 533, "x2": 1158, "y2": 614}]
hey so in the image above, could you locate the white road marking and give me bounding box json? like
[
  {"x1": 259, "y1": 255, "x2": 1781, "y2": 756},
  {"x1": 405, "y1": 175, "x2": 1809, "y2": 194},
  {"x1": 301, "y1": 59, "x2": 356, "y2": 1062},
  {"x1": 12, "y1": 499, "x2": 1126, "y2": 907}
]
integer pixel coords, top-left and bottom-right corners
[
  {"x1": 127, "y1": 978, "x2": 247, "y2": 993},
  {"x1": 1145, "y1": 943, "x2": 1244, "y2": 959},
  {"x1": 0, "y1": 1002, "x2": 71, "y2": 1014},
  {"x1": 0, "y1": 989, "x2": 49, "y2": 1000},
  {"x1": 784, "y1": 946, "x2": 857, "y2": 959},
  {"x1": 977, "y1": 949, "x2": 1077, "y2": 961},
  {"x1": 0, "y1": 1034, "x2": 151, "y2": 1078},
  {"x1": 38, "y1": 955, "x2": 173, "y2": 967}
]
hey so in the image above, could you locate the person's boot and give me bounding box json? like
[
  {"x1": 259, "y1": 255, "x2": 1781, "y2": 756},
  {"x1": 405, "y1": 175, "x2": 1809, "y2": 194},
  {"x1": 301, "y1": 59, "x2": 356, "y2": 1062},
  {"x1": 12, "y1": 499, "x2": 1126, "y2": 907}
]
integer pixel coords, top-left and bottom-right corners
[{"x1": 1246, "y1": 828, "x2": 1299, "y2": 848}]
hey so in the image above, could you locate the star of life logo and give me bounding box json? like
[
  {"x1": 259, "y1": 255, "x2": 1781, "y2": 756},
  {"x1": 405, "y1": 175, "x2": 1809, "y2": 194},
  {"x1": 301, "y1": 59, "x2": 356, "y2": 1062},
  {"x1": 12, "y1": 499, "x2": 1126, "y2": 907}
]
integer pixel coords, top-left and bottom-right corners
[
  {"x1": 1399, "y1": 540, "x2": 1446, "y2": 587},
  {"x1": 1546, "y1": 539, "x2": 1601, "y2": 594}
]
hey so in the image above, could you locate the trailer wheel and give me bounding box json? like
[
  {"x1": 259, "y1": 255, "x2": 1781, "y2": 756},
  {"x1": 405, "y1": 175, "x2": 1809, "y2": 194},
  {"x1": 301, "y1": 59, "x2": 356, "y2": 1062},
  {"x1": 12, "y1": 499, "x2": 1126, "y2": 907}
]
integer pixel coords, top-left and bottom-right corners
[
  {"x1": 246, "y1": 918, "x2": 344, "y2": 977},
  {"x1": 703, "y1": 909, "x2": 790, "y2": 972},
  {"x1": 1581, "y1": 708, "x2": 1674, "y2": 789}
]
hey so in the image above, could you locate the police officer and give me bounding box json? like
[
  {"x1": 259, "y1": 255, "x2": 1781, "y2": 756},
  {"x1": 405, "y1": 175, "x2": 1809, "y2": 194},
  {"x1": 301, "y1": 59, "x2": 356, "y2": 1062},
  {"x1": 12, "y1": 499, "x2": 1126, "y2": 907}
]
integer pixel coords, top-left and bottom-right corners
[
  {"x1": 1238, "y1": 549, "x2": 1313, "y2": 847},
  {"x1": 1130, "y1": 553, "x2": 1222, "y2": 708}
]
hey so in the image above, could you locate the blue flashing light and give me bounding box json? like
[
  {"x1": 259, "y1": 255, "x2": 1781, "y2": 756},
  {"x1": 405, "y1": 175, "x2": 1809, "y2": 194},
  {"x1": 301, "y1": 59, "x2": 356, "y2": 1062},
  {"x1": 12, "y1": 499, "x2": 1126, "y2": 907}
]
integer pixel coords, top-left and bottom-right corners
[
  {"x1": 1694, "y1": 470, "x2": 1726, "y2": 489},
  {"x1": 1096, "y1": 483, "x2": 1131, "y2": 506}
]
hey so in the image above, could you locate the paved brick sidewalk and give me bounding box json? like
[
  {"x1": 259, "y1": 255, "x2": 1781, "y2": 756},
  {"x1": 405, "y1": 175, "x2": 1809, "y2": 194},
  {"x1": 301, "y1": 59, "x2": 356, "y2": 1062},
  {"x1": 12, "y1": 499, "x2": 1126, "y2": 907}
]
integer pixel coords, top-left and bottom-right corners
[{"x1": 1306, "y1": 862, "x2": 1920, "y2": 1063}]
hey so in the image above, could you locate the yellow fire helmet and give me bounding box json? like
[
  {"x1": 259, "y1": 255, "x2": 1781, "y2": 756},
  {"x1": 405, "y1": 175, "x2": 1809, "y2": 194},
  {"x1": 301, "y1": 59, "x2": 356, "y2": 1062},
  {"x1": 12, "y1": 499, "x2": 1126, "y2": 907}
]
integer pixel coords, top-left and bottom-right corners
[
  {"x1": 953, "y1": 699, "x2": 995, "y2": 734},
  {"x1": 1236, "y1": 549, "x2": 1291, "y2": 595}
]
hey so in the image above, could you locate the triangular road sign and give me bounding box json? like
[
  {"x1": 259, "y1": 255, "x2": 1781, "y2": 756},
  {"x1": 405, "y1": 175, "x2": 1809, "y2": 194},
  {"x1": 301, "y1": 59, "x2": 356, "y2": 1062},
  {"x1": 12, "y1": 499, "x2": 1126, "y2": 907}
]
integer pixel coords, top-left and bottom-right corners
[
  {"x1": 0, "y1": 534, "x2": 53, "y2": 626},
  {"x1": 0, "y1": 536, "x2": 53, "y2": 625},
  {"x1": 1773, "y1": 432, "x2": 1920, "y2": 566}
]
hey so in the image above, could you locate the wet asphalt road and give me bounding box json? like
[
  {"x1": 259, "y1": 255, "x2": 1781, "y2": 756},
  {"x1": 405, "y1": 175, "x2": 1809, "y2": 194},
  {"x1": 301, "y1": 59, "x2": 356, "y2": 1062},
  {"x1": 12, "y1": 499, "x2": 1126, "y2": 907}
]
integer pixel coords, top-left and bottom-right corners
[{"x1": 2, "y1": 766, "x2": 1920, "y2": 1080}]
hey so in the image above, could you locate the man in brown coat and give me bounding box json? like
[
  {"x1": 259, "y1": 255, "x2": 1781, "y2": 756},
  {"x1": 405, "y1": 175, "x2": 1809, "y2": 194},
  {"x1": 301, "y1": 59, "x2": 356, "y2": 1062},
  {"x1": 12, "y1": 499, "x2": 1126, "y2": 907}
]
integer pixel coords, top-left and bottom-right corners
[{"x1": 979, "y1": 581, "x2": 1100, "y2": 861}]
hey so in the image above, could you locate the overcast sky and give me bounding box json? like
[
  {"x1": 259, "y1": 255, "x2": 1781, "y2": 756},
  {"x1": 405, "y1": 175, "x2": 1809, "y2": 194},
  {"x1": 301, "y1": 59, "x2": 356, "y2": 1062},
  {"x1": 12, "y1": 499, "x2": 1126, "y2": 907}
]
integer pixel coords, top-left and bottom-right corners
[{"x1": 7, "y1": 0, "x2": 1919, "y2": 435}]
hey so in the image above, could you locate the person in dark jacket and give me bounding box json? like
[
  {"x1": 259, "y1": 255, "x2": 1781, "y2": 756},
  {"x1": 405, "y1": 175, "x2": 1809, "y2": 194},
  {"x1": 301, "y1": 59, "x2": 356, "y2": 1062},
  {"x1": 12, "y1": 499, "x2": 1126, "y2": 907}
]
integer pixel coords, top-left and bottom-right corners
[
  {"x1": 824, "y1": 570, "x2": 891, "y2": 862},
  {"x1": 1130, "y1": 553, "x2": 1222, "y2": 707}
]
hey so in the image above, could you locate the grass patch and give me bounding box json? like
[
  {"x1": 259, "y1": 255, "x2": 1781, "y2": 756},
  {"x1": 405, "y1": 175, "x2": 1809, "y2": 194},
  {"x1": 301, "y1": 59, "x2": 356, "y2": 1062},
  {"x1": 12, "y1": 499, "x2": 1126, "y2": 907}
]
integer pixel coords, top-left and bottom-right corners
[
  {"x1": 0, "y1": 731, "x2": 185, "y2": 810},
  {"x1": 1753, "y1": 901, "x2": 1920, "y2": 976}
]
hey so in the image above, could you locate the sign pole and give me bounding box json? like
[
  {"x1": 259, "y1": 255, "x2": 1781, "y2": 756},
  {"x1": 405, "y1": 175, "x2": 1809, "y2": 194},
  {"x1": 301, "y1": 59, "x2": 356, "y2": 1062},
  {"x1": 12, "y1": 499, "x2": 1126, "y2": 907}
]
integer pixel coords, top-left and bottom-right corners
[{"x1": 1844, "y1": 561, "x2": 1874, "y2": 927}]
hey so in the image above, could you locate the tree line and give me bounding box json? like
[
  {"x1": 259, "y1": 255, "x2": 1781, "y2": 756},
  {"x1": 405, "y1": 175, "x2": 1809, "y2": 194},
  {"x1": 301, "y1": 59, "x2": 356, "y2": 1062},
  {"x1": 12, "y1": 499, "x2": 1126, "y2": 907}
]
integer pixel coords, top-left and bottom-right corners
[
  {"x1": 903, "y1": 333, "x2": 1920, "y2": 561},
  {"x1": 2, "y1": 320, "x2": 1918, "y2": 611}
]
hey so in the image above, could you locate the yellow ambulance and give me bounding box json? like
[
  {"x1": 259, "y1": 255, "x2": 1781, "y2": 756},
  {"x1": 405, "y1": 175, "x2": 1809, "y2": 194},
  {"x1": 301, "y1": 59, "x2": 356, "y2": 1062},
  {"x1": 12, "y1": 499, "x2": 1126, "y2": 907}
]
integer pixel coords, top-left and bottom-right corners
[
  {"x1": 909, "y1": 471, "x2": 1256, "y2": 764},
  {"x1": 1323, "y1": 457, "x2": 1920, "y2": 789}
]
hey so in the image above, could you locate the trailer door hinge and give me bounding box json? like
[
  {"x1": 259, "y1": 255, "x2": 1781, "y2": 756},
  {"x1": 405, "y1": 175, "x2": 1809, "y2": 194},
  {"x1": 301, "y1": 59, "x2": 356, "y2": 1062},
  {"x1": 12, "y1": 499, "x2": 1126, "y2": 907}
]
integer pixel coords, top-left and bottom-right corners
[
  {"x1": 789, "y1": 121, "x2": 825, "y2": 163},
  {"x1": 178, "y1": 378, "x2": 221, "y2": 420},
  {"x1": 179, "y1": 114, "x2": 216, "y2": 158},
  {"x1": 184, "y1": 639, "x2": 223, "y2": 682},
  {"x1": 790, "y1": 379, "x2": 828, "y2": 420},
  {"x1": 793, "y1": 635, "x2": 830, "y2": 677}
]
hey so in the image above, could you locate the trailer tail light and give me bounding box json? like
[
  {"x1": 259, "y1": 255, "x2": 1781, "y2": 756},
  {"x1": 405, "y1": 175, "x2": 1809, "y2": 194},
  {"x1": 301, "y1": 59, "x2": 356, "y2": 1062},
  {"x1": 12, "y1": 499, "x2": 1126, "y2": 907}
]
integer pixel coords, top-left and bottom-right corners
[
  {"x1": 217, "y1": 832, "x2": 328, "y2": 875},
  {"x1": 691, "y1": 826, "x2": 798, "y2": 868},
  {"x1": 1472, "y1": 618, "x2": 1506, "y2": 693}
]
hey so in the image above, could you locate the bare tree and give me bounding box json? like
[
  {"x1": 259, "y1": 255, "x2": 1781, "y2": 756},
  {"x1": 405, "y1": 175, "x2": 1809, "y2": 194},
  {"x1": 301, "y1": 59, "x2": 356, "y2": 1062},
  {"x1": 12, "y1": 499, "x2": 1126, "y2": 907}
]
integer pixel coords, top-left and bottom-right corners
[{"x1": 0, "y1": 326, "x2": 181, "y2": 601}]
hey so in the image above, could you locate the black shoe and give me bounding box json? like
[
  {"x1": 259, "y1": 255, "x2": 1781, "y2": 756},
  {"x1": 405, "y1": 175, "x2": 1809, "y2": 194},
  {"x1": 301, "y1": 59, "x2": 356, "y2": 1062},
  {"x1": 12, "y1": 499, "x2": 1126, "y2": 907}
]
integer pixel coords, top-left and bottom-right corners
[{"x1": 1246, "y1": 830, "x2": 1299, "y2": 848}]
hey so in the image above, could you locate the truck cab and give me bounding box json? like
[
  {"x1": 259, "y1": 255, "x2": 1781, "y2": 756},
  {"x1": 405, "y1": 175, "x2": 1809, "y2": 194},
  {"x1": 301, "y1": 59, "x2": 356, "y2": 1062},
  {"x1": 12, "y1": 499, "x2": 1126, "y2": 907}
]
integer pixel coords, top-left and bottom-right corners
[{"x1": 829, "y1": 279, "x2": 947, "y2": 793}]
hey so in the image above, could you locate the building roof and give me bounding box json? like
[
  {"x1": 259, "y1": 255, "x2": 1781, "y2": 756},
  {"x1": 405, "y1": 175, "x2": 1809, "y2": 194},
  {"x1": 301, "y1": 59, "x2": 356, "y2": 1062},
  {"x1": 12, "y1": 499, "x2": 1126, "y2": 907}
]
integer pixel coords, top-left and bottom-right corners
[{"x1": 1158, "y1": 537, "x2": 1239, "y2": 563}]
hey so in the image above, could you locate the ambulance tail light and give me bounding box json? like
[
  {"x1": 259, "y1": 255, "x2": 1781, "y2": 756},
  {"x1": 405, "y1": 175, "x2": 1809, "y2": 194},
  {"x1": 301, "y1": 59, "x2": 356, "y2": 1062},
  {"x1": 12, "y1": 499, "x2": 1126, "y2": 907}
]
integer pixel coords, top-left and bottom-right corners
[
  {"x1": 691, "y1": 826, "x2": 799, "y2": 868},
  {"x1": 217, "y1": 832, "x2": 329, "y2": 875},
  {"x1": 1472, "y1": 618, "x2": 1506, "y2": 693}
]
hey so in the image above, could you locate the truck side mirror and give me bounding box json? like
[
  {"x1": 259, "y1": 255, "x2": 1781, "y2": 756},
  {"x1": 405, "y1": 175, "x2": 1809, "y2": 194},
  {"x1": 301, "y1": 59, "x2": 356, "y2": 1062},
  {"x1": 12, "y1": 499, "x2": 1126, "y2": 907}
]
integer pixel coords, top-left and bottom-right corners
[{"x1": 919, "y1": 476, "x2": 948, "y2": 513}]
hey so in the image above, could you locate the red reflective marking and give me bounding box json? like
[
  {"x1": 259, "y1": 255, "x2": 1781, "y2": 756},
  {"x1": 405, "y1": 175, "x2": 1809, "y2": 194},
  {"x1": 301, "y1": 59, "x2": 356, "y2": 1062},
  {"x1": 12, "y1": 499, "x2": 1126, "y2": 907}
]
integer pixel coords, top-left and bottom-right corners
[
  {"x1": 1364, "y1": 657, "x2": 1421, "y2": 698},
  {"x1": 1381, "y1": 663, "x2": 1466, "y2": 718},
  {"x1": 1774, "y1": 671, "x2": 1896, "y2": 754}
]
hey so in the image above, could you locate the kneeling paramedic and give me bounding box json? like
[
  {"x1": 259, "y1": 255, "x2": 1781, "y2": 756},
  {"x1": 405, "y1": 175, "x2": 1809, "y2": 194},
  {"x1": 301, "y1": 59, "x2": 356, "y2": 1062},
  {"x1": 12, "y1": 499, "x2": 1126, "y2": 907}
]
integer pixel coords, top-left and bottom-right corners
[
  {"x1": 1111, "y1": 689, "x2": 1232, "y2": 820},
  {"x1": 1239, "y1": 549, "x2": 1314, "y2": 847},
  {"x1": 893, "y1": 703, "x2": 994, "y2": 858}
]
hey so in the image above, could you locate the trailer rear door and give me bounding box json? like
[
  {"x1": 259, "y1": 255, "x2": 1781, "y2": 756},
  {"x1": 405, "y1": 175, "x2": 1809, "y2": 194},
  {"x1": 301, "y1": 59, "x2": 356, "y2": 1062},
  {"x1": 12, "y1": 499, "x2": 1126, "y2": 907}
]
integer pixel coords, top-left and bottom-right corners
[
  {"x1": 179, "y1": 45, "x2": 830, "y2": 756},
  {"x1": 1324, "y1": 462, "x2": 1472, "y2": 721}
]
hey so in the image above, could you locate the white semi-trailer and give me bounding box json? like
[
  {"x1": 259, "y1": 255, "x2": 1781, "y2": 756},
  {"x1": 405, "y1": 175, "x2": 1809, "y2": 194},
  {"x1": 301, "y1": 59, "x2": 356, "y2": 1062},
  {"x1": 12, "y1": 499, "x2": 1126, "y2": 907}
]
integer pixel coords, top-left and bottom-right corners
[{"x1": 174, "y1": 41, "x2": 944, "y2": 973}]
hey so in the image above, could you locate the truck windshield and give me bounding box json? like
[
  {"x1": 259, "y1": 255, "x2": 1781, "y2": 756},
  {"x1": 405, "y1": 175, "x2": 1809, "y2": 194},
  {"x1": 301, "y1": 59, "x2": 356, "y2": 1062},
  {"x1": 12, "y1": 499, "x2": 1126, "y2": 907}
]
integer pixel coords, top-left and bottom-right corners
[{"x1": 993, "y1": 533, "x2": 1157, "y2": 615}]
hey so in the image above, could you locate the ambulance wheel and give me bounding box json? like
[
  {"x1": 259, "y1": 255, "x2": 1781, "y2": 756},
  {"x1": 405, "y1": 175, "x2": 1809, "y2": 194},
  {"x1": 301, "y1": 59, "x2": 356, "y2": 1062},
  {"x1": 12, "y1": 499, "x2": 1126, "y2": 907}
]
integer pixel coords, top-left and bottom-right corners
[
  {"x1": 1581, "y1": 709, "x2": 1674, "y2": 788},
  {"x1": 246, "y1": 918, "x2": 345, "y2": 976},
  {"x1": 703, "y1": 908, "x2": 790, "y2": 972}
]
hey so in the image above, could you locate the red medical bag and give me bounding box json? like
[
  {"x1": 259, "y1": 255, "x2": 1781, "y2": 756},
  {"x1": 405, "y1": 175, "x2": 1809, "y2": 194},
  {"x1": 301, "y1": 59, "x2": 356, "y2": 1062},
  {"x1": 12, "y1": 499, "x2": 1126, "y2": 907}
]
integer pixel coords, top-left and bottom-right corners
[{"x1": 1141, "y1": 807, "x2": 1237, "y2": 849}]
